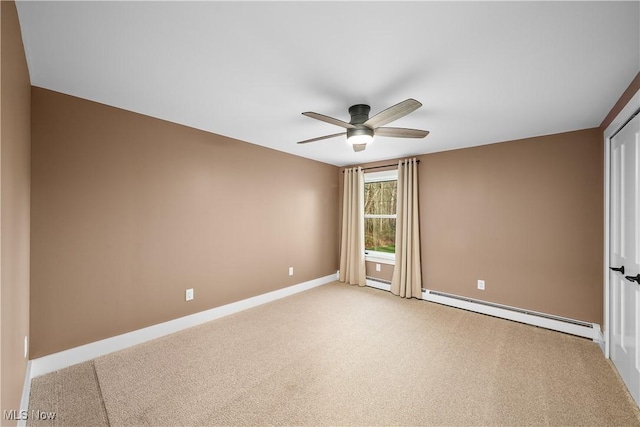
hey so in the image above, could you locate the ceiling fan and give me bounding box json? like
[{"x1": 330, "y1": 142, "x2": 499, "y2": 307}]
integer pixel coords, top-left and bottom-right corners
[{"x1": 297, "y1": 98, "x2": 429, "y2": 152}]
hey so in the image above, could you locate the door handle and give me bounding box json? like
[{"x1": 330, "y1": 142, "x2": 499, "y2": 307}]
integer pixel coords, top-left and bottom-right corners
[
  {"x1": 610, "y1": 266, "x2": 625, "y2": 274},
  {"x1": 624, "y1": 274, "x2": 640, "y2": 284}
]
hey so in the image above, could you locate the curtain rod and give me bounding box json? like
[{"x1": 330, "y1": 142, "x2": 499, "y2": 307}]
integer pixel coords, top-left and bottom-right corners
[{"x1": 342, "y1": 160, "x2": 420, "y2": 172}]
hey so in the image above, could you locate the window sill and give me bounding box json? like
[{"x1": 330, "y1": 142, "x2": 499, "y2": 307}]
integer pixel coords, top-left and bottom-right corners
[{"x1": 364, "y1": 254, "x2": 395, "y2": 265}]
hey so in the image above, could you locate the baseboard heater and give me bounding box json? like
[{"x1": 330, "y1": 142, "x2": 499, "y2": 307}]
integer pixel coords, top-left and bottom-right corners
[
  {"x1": 423, "y1": 289, "x2": 601, "y2": 342},
  {"x1": 366, "y1": 277, "x2": 391, "y2": 291}
]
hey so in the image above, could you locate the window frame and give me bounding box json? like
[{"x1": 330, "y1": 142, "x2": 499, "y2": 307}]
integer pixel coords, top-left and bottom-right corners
[{"x1": 364, "y1": 169, "x2": 398, "y2": 265}]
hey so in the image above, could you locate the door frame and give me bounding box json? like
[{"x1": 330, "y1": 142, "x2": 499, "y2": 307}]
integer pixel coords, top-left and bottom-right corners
[{"x1": 603, "y1": 86, "x2": 640, "y2": 359}]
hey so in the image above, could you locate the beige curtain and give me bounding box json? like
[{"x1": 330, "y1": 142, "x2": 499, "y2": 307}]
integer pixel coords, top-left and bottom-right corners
[
  {"x1": 391, "y1": 158, "x2": 422, "y2": 298},
  {"x1": 339, "y1": 167, "x2": 366, "y2": 286}
]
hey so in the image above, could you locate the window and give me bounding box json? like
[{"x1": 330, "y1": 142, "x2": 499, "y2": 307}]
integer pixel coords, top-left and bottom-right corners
[{"x1": 364, "y1": 170, "x2": 398, "y2": 263}]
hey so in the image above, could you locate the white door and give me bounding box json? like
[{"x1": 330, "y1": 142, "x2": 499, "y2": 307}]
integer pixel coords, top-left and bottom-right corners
[{"x1": 610, "y1": 111, "x2": 640, "y2": 407}]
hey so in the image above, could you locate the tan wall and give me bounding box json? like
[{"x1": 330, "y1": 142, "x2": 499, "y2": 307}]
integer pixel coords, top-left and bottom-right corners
[
  {"x1": 342, "y1": 129, "x2": 604, "y2": 324},
  {"x1": 365, "y1": 262, "x2": 393, "y2": 282},
  {"x1": 1, "y1": 0, "x2": 31, "y2": 422},
  {"x1": 420, "y1": 129, "x2": 603, "y2": 323},
  {"x1": 30, "y1": 88, "x2": 339, "y2": 358}
]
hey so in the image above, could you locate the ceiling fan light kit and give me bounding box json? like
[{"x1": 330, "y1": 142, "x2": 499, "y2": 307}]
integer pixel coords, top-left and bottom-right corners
[
  {"x1": 297, "y1": 99, "x2": 429, "y2": 152},
  {"x1": 346, "y1": 128, "x2": 374, "y2": 145}
]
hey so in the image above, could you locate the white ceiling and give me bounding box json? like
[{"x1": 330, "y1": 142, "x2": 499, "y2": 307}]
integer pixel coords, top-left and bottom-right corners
[{"x1": 16, "y1": 1, "x2": 640, "y2": 167}]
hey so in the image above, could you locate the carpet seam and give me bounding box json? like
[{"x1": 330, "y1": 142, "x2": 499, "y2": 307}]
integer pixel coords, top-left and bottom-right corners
[{"x1": 91, "y1": 361, "x2": 112, "y2": 427}]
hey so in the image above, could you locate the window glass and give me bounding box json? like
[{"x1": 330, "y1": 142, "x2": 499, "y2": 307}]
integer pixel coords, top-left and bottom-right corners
[
  {"x1": 364, "y1": 180, "x2": 397, "y2": 215},
  {"x1": 365, "y1": 217, "x2": 396, "y2": 253},
  {"x1": 364, "y1": 178, "x2": 397, "y2": 255}
]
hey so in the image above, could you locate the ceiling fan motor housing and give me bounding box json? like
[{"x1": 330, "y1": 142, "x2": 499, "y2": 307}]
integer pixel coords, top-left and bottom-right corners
[
  {"x1": 347, "y1": 104, "x2": 374, "y2": 140},
  {"x1": 348, "y1": 104, "x2": 370, "y2": 124}
]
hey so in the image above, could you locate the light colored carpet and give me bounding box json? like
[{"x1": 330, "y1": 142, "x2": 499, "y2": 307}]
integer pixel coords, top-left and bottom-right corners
[
  {"x1": 27, "y1": 361, "x2": 108, "y2": 427},
  {"x1": 29, "y1": 282, "x2": 640, "y2": 426}
]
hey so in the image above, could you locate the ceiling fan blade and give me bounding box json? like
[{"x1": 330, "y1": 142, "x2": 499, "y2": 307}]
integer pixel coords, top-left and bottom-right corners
[
  {"x1": 296, "y1": 132, "x2": 345, "y2": 144},
  {"x1": 375, "y1": 127, "x2": 429, "y2": 138},
  {"x1": 364, "y1": 98, "x2": 422, "y2": 129},
  {"x1": 302, "y1": 112, "x2": 355, "y2": 129},
  {"x1": 352, "y1": 144, "x2": 367, "y2": 152}
]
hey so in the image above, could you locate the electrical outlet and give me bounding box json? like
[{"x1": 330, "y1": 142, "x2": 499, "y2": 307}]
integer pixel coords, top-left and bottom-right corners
[
  {"x1": 376, "y1": 263, "x2": 381, "y2": 272},
  {"x1": 477, "y1": 280, "x2": 485, "y2": 290},
  {"x1": 289, "y1": 267, "x2": 294, "y2": 276},
  {"x1": 24, "y1": 336, "x2": 28, "y2": 359},
  {"x1": 185, "y1": 288, "x2": 194, "y2": 301}
]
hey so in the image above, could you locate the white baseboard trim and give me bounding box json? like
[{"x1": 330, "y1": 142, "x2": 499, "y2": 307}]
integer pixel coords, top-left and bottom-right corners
[
  {"x1": 17, "y1": 360, "x2": 32, "y2": 427},
  {"x1": 594, "y1": 325, "x2": 606, "y2": 354},
  {"x1": 366, "y1": 278, "x2": 391, "y2": 292},
  {"x1": 423, "y1": 289, "x2": 601, "y2": 341},
  {"x1": 29, "y1": 273, "x2": 337, "y2": 378}
]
